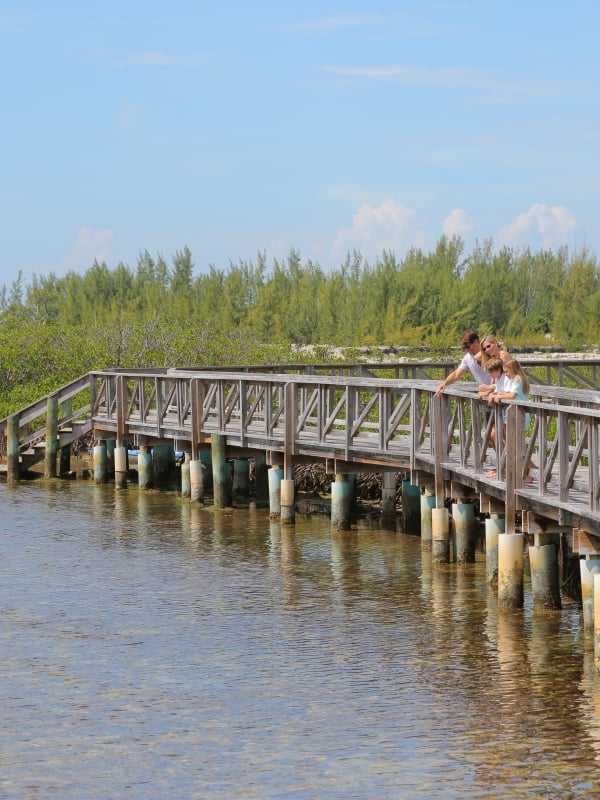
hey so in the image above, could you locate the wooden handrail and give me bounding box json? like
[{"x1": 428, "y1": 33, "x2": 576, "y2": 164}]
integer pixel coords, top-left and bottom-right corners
[{"x1": 2, "y1": 364, "x2": 600, "y2": 536}]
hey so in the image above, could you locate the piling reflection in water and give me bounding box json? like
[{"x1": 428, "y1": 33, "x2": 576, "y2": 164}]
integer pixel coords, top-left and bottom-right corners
[{"x1": 2, "y1": 483, "x2": 600, "y2": 799}]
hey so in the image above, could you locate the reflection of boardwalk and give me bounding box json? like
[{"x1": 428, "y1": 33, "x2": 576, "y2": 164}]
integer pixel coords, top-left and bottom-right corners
[{"x1": 2, "y1": 362, "x2": 600, "y2": 543}]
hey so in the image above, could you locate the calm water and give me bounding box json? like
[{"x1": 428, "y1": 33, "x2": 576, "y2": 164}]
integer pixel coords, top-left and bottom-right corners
[{"x1": 1, "y1": 481, "x2": 600, "y2": 799}]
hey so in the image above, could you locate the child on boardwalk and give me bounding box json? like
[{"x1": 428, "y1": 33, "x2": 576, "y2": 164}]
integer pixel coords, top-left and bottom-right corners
[
  {"x1": 486, "y1": 358, "x2": 535, "y2": 482},
  {"x1": 477, "y1": 358, "x2": 509, "y2": 464}
]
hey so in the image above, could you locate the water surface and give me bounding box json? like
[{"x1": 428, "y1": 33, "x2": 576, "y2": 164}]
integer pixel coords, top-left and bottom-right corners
[{"x1": 1, "y1": 481, "x2": 600, "y2": 799}]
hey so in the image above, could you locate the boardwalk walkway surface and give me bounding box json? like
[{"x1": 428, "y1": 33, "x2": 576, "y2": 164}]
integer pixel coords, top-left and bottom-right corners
[{"x1": 2, "y1": 356, "x2": 600, "y2": 546}]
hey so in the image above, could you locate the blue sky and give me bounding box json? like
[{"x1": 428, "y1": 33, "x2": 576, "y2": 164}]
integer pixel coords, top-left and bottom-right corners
[{"x1": 1, "y1": 1, "x2": 599, "y2": 287}]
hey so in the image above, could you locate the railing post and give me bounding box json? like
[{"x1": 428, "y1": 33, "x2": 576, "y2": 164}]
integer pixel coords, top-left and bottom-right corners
[
  {"x1": 281, "y1": 382, "x2": 296, "y2": 524},
  {"x1": 498, "y1": 403, "x2": 524, "y2": 608},
  {"x1": 431, "y1": 393, "x2": 446, "y2": 509}
]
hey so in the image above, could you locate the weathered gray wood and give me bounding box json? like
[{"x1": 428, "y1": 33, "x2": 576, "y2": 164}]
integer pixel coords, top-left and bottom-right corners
[{"x1": 4, "y1": 364, "x2": 600, "y2": 539}]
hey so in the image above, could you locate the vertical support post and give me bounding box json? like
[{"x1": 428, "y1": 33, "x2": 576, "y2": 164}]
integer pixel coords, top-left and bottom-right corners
[
  {"x1": 45, "y1": 393, "x2": 58, "y2": 478},
  {"x1": 281, "y1": 478, "x2": 296, "y2": 525},
  {"x1": 498, "y1": 533, "x2": 524, "y2": 608},
  {"x1": 59, "y1": 397, "x2": 72, "y2": 474},
  {"x1": 580, "y1": 557, "x2": 600, "y2": 638},
  {"x1": 200, "y1": 447, "x2": 213, "y2": 493},
  {"x1": 529, "y1": 535, "x2": 561, "y2": 610},
  {"x1": 181, "y1": 451, "x2": 192, "y2": 498},
  {"x1": 381, "y1": 472, "x2": 397, "y2": 518},
  {"x1": 93, "y1": 440, "x2": 107, "y2": 483},
  {"x1": 432, "y1": 507, "x2": 450, "y2": 564},
  {"x1": 284, "y1": 382, "x2": 296, "y2": 483},
  {"x1": 331, "y1": 473, "x2": 352, "y2": 530},
  {"x1": 452, "y1": 501, "x2": 476, "y2": 563},
  {"x1": 138, "y1": 445, "x2": 153, "y2": 489},
  {"x1": 254, "y1": 452, "x2": 269, "y2": 500},
  {"x1": 189, "y1": 458, "x2": 205, "y2": 504},
  {"x1": 595, "y1": 573, "x2": 600, "y2": 671},
  {"x1": 153, "y1": 444, "x2": 175, "y2": 486},
  {"x1": 431, "y1": 394, "x2": 446, "y2": 508},
  {"x1": 105, "y1": 438, "x2": 116, "y2": 478},
  {"x1": 402, "y1": 480, "x2": 421, "y2": 534},
  {"x1": 485, "y1": 514, "x2": 505, "y2": 585},
  {"x1": 114, "y1": 444, "x2": 128, "y2": 490},
  {"x1": 232, "y1": 458, "x2": 249, "y2": 497},
  {"x1": 211, "y1": 434, "x2": 231, "y2": 508},
  {"x1": 420, "y1": 486, "x2": 436, "y2": 544},
  {"x1": 268, "y1": 465, "x2": 283, "y2": 519},
  {"x1": 6, "y1": 414, "x2": 19, "y2": 483}
]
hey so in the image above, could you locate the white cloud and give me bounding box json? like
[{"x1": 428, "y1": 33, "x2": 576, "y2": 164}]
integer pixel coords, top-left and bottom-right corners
[
  {"x1": 496, "y1": 203, "x2": 579, "y2": 250},
  {"x1": 64, "y1": 226, "x2": 114, "y2": 269},
  {"x1": 442, "y1": 208, "x2": 476, "y2": 239},
  {"x1": 321, "y1": 64, "x2": 579, "y2": 99},
  {"x1": 275, "y1": 15, "x2": 387, "y2": 36},
  {"x1": 333, "y1": 199, "x2": 430, "y2": 260},
  {"x1": 120, "y1": 51, "x2": 195, "y2": 68}
]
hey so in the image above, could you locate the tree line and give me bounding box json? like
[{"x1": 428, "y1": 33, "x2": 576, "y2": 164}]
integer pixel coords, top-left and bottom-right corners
[{"x1": 0, "y1": 236, "x2": 598, "y2": 416}]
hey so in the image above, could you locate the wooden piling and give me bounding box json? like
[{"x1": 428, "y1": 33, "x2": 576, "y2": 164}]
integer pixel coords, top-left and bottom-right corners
[
  {"x1": 432, "y1": 507, "x2": 450, "y2": 564},
  {"x1": 181, "y1": 452, "x2": 191, "y2": 498},
  {"x1": 233, "y1": 458, "x2": 249, "y2": 497},
  {"x1": 452, "y1": 502, "x2": 476, "y2": 563},
  {"x1": 581, "y1": 557, "x2": 600, "y2": 638},
  {"x1": 381, "y1": 472, "x2": 397, "y2": 518},
  {"x1": 6, "y1": 414, "x2": 19, "y2": 483},
  {"x1": 254, "y1": 452, "x2": 269, "y2": 500},
  {"x1": 138, "y1": 445, "x2": 153, "y2": 489},
  {"x1": 420, "y1": 487, "x2": 436, "y2": 545},
  {"x1": 211, "y1": 434, "x2": 232, "y2": 508},
  {"x1": 45, "y1": 394, "x2": 58, "y2": 478},
  {"x1": 281, "y1": 478, "x2": 296, "y2": 525},
  {"x1": 595, "y1": 573, "x2": 600, "y2": 671},
  {"x1": 59, "y1": 397, "x2": 72, "y2": 475},
  {"x1": 485, "y1": 514, "x2": 505, "y2": 585},
  {"x1": 93, "y1": 440, "x2": 107, "y2": 483},
  {"x1": 498, "y1": 533, "x2": 524, "y2": 608},
  {"x1": 402, "y1": 480, "x2": 421, "y2": 534},
  {"x1": 268, "y1": 465, "x2": 283, "y2": 519},
  {"x1": 114, "y1": 445, "x2": 128, "y2": 490},
  {"x1": 529, "y1": 539, "x2": 561, "y2": 610},
  {"x1": 331, "y1": 473, "x2": 352, "y2": 530},
  {"x1": 189, "y1": 458, "x2": 205, "y2": 503}
]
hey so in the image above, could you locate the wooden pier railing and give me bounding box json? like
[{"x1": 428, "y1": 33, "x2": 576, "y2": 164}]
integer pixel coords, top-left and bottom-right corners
[{"x1": 2, "y1": 362, "x2": 600, "y2": 542}]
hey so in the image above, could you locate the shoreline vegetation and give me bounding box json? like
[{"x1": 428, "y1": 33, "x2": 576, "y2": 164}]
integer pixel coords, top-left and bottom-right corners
[{"x1": 1, "y1": 237, "x2": 599, "y2": 417}]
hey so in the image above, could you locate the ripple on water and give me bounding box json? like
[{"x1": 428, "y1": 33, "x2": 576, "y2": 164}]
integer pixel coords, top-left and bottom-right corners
[{"x1": 1, "y1": 483, "x2": 600, "y2": 799}]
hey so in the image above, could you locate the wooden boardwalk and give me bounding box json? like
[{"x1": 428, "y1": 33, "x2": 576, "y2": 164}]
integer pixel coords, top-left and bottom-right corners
[{"x1": 2, "y1": 358, "x2": 600, "y2": 547}]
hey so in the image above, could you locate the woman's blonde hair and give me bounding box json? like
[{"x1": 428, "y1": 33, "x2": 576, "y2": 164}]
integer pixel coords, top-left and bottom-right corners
[{"x1": 480, "y1": 335, "x2": 508, "y2": 369}]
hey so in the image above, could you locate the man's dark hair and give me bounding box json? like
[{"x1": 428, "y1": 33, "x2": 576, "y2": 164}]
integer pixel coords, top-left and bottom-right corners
[{"x1": 459, "y1": 330, "x2": 479, "y2": 347}]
